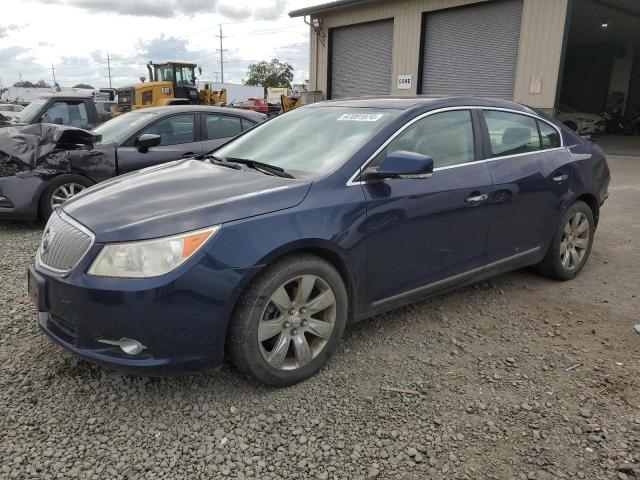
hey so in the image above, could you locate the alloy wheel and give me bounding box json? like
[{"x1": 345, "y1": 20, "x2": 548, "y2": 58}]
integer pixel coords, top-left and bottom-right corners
[
  {"x1": 560, "y1": 211, "x2": 590, "y2": 271},
  {"x1": 50, "y1": 183, "x2": 86, "y2": 208},
  {"x1": 258, "y1": 274, "x2": 336, "y2": 370}
]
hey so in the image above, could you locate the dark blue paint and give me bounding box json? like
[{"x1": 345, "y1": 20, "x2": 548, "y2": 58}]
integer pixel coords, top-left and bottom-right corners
[{"x1": 31, "y1": 97, "x2": 611, "y2": 375}]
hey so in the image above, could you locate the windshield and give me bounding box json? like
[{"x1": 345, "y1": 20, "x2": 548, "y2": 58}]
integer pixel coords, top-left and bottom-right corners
[
  {"x1": 214, "y1": 107, "x2": 400, "y2": 176},
  {"x1": 93, "y1": 111, "x2": 158, "y2": 144},
  {"x1": 15, "y1": 99, "x2": 47, "y2": 123},
  {"x1": 175, "y1": 66, "x2": 195, "y2": 86},
  {"x1": 155, "y1": 65, "x2": 173, "y2": 82}
]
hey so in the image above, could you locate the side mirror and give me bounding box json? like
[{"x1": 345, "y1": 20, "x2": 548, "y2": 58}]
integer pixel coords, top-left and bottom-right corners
[
  {"x1": 54, "y1": 117, "x2": 64, "y2": 125},
  {"x1": 362, "y1": 150, "x2": 434, "y2": 181},
  {"x1": 135, "y1": 133, "x2": 161, "y2": 152}
]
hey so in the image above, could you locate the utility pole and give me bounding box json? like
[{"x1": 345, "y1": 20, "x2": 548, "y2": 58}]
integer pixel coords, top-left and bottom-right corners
[
  {"x1": 215, "y1": 24, "x2": 228, "y2": 84},
  {"x1": 106, "y1": 52, "x2": 112, "y2": 88},
  {"x1": 51, "y1": 64, "x2": 57, "y2": 86}
]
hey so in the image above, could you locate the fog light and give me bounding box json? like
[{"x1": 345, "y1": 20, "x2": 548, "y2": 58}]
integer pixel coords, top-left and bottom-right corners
[
  {"x1": 98, "y1": 337, "x2": 146, "y2": 355},
  {"x1": 0, "y1": 195, "x2": 13, "y2": 208}
]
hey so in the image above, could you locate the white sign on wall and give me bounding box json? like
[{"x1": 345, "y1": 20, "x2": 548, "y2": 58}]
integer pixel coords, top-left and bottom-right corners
[
  {"x1": 530, "y1": 77, "x2": 542, "y2": 94},
  {"x1": 397, "y1": 75, "x2": 412, "y2": 90}
]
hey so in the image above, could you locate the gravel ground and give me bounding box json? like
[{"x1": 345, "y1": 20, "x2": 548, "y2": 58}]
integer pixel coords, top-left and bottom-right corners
[{"x1": 1, "y1": 155, "x2": 639, "y2": 480}]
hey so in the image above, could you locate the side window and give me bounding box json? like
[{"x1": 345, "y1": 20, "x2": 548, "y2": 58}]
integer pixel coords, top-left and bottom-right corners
[
  {"x1": 41, "y1": 101, "x2": 88, "y2": 127},
  {"x1": 205, "y1": 114, "x2": 243, "y2": 140},
  {"x1": 141, "y1": 114, "x2": 195, "y2": 146},
  {"x1": 482, "y1": 111, "x2": 541, "y2": 157},
  {"x1": 241, "y1": 118, "x2": 256, "y2": 131},
  {"x1": 382, "y1": 110, "x2": 475, "y2": 168},
  {"x1": 538, "y1": 120, "x2": 561, "y2": 148}
]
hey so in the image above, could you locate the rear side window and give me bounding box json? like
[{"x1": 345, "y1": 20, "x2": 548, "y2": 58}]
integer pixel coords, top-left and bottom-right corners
[
  {"x1": 205, "y1": 114, "x2": 243, "y2": 140},
  {"x1": 383, "y1": 110, "x2": 475, "y2": 168},
  {"x1": 538, "y1": 120, "x2": 561, "y2": 148},
  {"x1": 482, "y1": 111, "x2": 541, "y2": 157},
  {"x1": 241, "y1": 118, "x2": 256, "y2": 131}
]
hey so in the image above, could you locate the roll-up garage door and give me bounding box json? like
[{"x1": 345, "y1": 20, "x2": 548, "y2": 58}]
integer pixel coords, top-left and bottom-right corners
[
  {"x1": 330, "y1": 20, "x2": 393, "y2": 99},
  {"x1": 420, "y1": 0, "x2": 523, "y2": 99}
]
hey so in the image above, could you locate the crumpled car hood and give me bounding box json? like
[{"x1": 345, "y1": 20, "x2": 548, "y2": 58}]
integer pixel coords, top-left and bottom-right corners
[
  {"x1": 0, "y1": 123, "x2": 96, "y2": 168},
  {"x1": 63, "y1": 159, "x2": 312, "y2": 242}
]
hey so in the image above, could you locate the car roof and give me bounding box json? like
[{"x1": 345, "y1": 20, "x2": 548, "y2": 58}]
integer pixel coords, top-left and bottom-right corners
[
  {"x1": 306, "y1": 96, "x2": 536, "y2": 115},
  {"x1": 136, "y1": 105, "x2": 266, "y2": 121}
]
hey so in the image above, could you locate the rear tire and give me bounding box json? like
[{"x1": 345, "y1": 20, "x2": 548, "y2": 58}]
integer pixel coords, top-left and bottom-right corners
[
  {"x1": 227, "y1": 253, "x2": 348, "y2": 387},
  {"x1": 39, "y1": 174, "x2": 93, "y2": 220},
  {"x1": 534, "y1": 201, "x2": 595, "y2": 280}
]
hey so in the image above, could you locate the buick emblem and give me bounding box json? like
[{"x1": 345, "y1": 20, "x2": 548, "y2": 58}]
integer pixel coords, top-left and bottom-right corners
[{"x1": 41, "y1": 228, "x2": 54, "y2": 254}]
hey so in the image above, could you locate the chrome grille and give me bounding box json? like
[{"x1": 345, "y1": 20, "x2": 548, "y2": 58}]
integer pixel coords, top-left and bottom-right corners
[{"x1": 39, "y1": 211, "x2": 94, "y2": 272}]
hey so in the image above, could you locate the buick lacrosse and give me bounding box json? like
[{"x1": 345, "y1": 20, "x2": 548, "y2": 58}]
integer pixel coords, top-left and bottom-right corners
[{"x1": 29, "y1": 97, "x2": 610, "y2": 386}]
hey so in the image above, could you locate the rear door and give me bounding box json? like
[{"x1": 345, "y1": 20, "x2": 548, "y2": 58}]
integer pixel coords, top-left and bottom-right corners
[
  {"x1": 362, "y1": 109, "x2": 493, "y2": 308},
  {"x1": 479, "y1": 109, "x2": 571, "y2": 263},
  {"x1": 116, "y1": 112, "x2": 202, "y2": 174}
]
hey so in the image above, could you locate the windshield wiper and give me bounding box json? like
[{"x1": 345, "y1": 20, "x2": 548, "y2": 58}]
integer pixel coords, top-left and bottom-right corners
[{"x1": 222, "y1": 157, "x2": 295, "y2": 179}]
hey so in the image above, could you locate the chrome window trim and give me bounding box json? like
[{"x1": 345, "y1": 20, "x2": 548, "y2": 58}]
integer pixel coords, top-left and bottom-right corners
[
  {"x1": 346, "y1": 105, "x2": 565, "y2": 186},
  {"x1": 37, "y1": 209, "x2": 96, "y2": 275}
]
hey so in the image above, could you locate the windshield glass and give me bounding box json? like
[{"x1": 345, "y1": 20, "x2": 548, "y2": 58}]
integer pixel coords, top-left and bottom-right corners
[
  {"x1": 93, "y1": 111, "x2": 158, "y2": 144},
  {"x1": 214, "y1": 107, "x2": 400, "y2": 176},
  {"x1": 155, "y1": 66, "x2": 173, "y2": 82},
  {"x1": 15, "y1": 99, "x2": 47, "y2": 123},
  {"x1": 176, "y1": 66, "x2": 195, "y2": 86}
]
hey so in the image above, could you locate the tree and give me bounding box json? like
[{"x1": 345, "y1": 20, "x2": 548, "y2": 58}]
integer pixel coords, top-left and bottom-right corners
[
  {"x1": 73, "y1": 83, "x2": 95, "y2": 89},
  {"x1": 13, "y1": 80, "x2": 51, "y2": 88},
  {"x1": 245, "y1": 59, "x2": 294, "y2": 94}
]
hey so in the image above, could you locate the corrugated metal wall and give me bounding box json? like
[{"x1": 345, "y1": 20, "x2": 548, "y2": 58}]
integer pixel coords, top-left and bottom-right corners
[
  {"x1": 421, "y1": 0, "x2": 523, "y2": 99},
  {"x1": 330, "y1": 20, "x2": 394, "y2": 98},
  {"x1": 307, "y1": 0, "x2": 568, "y2": 109}
]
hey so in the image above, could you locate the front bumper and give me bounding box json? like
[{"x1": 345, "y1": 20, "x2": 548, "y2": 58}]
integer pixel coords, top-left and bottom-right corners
[
  {"x1": 0, "y1": 174, "x2": 45, "y2": 220},
  {"x1": 29, "y1": 251, "x2": 250, "y2": 376}
]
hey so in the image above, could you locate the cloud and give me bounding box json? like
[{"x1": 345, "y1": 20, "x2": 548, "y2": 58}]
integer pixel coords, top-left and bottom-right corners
[
  {"x1": 218, "y1": 0, "x2": 288, "y2": 21},
  {"x1": 33, "y1": 0, "x2": 288, "y2": 19},
  {"x1": 0, "y1": 24, "x2": 23, "y2": 38}
]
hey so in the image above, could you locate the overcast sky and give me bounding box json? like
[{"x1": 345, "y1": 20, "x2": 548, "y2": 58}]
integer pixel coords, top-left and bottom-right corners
[{"x1": 0, "y1": 0, "x2": 319, "y2": 89}]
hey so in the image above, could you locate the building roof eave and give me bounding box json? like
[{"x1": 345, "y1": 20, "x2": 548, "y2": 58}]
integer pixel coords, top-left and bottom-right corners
[{"x1": 288, "y1": 0, "x2": 380, "y2": 18}]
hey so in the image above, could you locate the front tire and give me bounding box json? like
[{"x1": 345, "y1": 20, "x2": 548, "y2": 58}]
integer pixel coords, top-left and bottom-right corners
[
  {"x1": 227, "y1": 254, "x2": 348, "y2": 387},
  {"x1": 40, "y1": 174, "x2": 93, "y2": 220},
  {"x1": 534, "y1": 201, "x2": 595, "y2": 280}
]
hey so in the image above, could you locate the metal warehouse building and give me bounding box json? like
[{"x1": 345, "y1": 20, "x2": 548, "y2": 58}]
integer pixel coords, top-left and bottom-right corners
[{"x1": 290, "y1": 0, "x2": 639, "y2": 115}]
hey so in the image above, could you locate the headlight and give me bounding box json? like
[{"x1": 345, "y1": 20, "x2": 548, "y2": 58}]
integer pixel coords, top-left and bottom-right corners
[{"x1": 88, "y1": 225, "x2": 220, "y2": 278}]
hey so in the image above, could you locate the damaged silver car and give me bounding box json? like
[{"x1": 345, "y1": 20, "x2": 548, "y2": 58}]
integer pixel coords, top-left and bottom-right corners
[{"x1": 0, "y1": 106, "x2": 264, "y2": 220}]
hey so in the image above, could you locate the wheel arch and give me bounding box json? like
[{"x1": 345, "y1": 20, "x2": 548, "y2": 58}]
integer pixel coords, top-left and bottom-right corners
[
  {"x1": 37, "y1": 173, "x2": 95, "y2": 220},
  {"x1": 228, "y1": 239, "x2": 359, "y2": 324},
  {"x1": 574, "y1": 192, "x2": 600, "y2": 227}
]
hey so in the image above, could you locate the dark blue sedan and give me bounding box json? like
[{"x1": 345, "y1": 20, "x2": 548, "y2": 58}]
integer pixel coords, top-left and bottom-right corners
[{"x1": 28, "y1": 97, "x2": 610, "y2": 386}]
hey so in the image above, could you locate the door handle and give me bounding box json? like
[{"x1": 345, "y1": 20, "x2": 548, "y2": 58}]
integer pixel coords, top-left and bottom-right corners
[
  {"x1": 465, "y1": 193, "x2": 489, "y2": 205},
  {"x1": 553, "y1": 174, "x2": 569, "y2": 183},
  {"x1": 182, "y1": 152, "x2": 196, "y2": 158}
]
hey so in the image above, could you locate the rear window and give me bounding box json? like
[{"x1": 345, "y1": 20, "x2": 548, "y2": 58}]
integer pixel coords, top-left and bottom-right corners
[{"x1": 482, "y1": 110, "x2": 541, "y2": 157}]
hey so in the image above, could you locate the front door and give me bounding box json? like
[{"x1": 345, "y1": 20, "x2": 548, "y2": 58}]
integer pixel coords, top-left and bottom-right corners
[
  {"x1": 116, "y1": 113, "x2": 202, "y2": 174},
  {"x1": 362, "y1": 109, "x2": 493, "y2": 308},
  {"x1": 479, "y1": 109, "x2": 572, "y2": 264}
]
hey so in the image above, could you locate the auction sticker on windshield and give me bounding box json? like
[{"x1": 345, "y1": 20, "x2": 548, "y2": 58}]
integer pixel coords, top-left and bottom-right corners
[{"x1": 337, "y1": 113, "x2": 384, "y2": 122}]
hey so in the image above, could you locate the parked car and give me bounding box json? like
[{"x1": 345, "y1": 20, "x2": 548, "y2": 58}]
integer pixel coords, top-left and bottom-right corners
[
  {"x1": 4, "y1": 94, "x2": 113, "y2": 130},
  {"x1": 0, "y1": 103, "x2": 25, "y2": 120},
  {"x1": 28, "y1": 97, "x2": 610, "y2": 386},
  {"x1": 0, "y1": 106, "x2": 264, "y2": 220},
  {"x1": 556, "y1": 104, "x2": 606, "y2": 135}
]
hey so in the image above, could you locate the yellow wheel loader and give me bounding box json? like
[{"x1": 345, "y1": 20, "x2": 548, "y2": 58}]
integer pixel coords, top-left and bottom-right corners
[
  {"x1": 280, "y1": 94, "x2": 302, "y2": 113},
  {"x1": 113, "y1": 61, "x2": 227, "y2": 116}
]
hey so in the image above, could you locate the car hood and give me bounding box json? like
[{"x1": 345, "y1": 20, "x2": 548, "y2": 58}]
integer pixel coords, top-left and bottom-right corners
[{"x1": 63, "y1": 159, "x2": 312, "y2": 242}]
